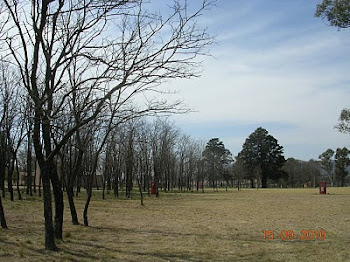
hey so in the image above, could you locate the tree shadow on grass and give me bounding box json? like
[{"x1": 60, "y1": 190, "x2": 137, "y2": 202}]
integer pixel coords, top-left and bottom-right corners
[
  {"x1": 89, "y1": 224, "x2": 265, "y2": 243},
  {"x1": 67, "y1": 238, "x2": 201, "y2": 262}
]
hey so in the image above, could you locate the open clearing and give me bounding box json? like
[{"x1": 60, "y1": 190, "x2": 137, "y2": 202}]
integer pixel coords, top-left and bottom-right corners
[{"x1": 1, "y1": 187, "x2": 349, "y2": 261}]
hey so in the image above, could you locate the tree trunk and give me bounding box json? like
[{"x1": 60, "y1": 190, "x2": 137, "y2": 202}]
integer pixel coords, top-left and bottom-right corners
[
  {"x1": 0, "y1": 132, "x2": 5, "y2": 198},
  {"x1": 66, "y1": 147, "x2": 82, "y2": 225},
  {"x1": 43, "y1": 159, "x2": 64, "y2": 240},
  {"x1": 26, "y1": 134, "x2": 33, "y2": 196},
  {"x1": 0, "y1": 194, "x2": 7, "y2": 228},
  {"x1": 137, "y1": 176, "x2": 144, "y2": 206},
  {"x1": 155, "y1": 181, "x2": 159, "y2": 198},
  {"x1": 113, "y1": 173, "x2": 119, "y2": 197},
  {"x1": 102, "y1": 177, "x2": 106, "y2": 200},
  {"x1": 202, "y1": 177, "x2": 205, "y2": 193},
  {"x1": 41, "y1": 163, "x2": 57, "y2": 251},
  {"x1": 95, "y1": 173, "x2": 99, "y2": 190},
  {"x1": 250, "y1": 178, "x2": 255, "y2": 188},
  {"x1": 261, "y1": 175, "x2": 268, "y2": 188},
  {"x1": 49, "y1": 163, "x2": 64, "y2": 240},
  {"x1": 107, "y1": 175, "x2": 111, "y2": 193},
  {"x1": 76, "y1": 175, "x2": 81, "y2": 196},
  {"x1": 83, "y1": 171, "x2": 94, "y2": 227},
  {"x1": 33, "y1": 160, "x2": 37, "y2": 194},
  {"x1": 0, "y1": 165, "x2": 4, "y2": 198},
  {"x1": 67, "y1": 186, "x2": 79, "y2": 225},
  {"x1": 16, "y1": 161, "x2": 22, "y2": 200},
  {"x1": 7, "y1": 179, "x2": 14, "y2": 201},
  {"x1": 39, "y1": 169, "x2": 42, "y2": 197},
  {"x1": 83, "y1": 192, "x2": 92, "y2": 227},
  {"x1": 7, "y1": 159, "x2": 14, "y2": 201}
]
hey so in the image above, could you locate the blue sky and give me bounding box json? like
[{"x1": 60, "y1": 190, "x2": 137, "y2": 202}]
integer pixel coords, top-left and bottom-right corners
[{"x1": 162, "y1": 0, "x2": 350, "y2": 160}]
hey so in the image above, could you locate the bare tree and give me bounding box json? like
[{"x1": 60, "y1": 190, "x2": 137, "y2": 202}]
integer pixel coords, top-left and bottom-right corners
[
  {"x1": 0, "y1": 63, "x2": 26, "y2": 201},
  {"x1": 0, "y1": 61, "x2": 24, "y2": 227},
  {"x1": 231, "y1": 157, "x2": 245, "y2": 190},
  {"x1": 24, "y1": 96, "x2": 34, "y2": 196},
  {"x1": 177, "y1": 135, "x2": 202, "y2": 191},
  {"x1": 0, "y1": 74, "x2": 7, "y2": 225},
  {"x1": 2, "y1": 0, "x2": 213, "y2": 250},
  {"x1": 151, "y1": 119, "x2": 178, "y2": 196},
  {"x1": 82, "y1": 104, "x2": 149, "y2": 226}
]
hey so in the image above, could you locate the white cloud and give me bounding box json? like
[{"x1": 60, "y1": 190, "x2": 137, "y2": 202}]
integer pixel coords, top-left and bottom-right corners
[{"x1": 157, "y1": 1, "x2": 350, "y2": 160}]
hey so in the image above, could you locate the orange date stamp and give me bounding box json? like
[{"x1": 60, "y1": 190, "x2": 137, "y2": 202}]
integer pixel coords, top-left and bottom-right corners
[{"x1": 263, "y1": 230, "x2": 326, "y2": 240}]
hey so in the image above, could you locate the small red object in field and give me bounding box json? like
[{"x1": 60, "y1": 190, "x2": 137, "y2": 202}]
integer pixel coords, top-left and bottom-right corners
[
  {"x1": 319, "y1": 181, "x2": 326, "y2": 194},
  {"x1": 151, "y1": 181, "x2": 156, "y2": 195}
]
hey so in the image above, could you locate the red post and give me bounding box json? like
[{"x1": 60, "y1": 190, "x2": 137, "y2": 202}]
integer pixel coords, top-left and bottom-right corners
[
  {"x1": 151, "y1": 181, "x2": 156, "y2": 195},
  {"x1": 319, "y1": 181, "x2": 326, "y2": 194}
]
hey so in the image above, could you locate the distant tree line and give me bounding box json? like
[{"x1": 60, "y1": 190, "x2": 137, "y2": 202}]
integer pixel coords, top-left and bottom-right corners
[{"x1": 318, "y1": 147, "x2": 350, "y2": 187}]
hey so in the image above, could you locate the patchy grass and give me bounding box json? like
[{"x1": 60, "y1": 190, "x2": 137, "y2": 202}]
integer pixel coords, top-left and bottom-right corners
[{"x1": 1, "y1": 187, "x2": 350, "y2": 261}]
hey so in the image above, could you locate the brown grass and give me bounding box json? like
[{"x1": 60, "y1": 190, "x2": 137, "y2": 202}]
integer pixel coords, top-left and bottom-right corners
[{"x1": 1, "y1": 187, "x2": 349, "y2": 261}]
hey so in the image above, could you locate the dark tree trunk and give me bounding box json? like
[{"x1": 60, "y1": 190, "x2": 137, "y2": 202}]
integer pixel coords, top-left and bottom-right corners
[
  {"x1": 83, "y1": 192, "x2": 92, "y2": 227},
  {"x1": 113, "y1": 173, "x2": 119, "y2": 197},
  {"x1": 125, "y1": 140, "x2": 133, "y2": 199},
  {"x1": 154, "y1": 165, "x2": 160, "y2": 198},
  {"x1": 83, "y1": 171, "x2": 94, "y2": 227},
  {"x1": 202, "y1": 177, "x2": 205, "y2": 193},
  {"x1": 7, "y1": 177, "x2": 14, "y2": 201},
  {"x1": 41, "y1": 162, "x2": 57, "y2": 251},
  {"x1": 76, "y1": 175, "x2": 81, "y2": 196},
  {"x1": 0, "y1": 194, "x2": 7, "y2": 228},
  {"x1": 107, "y1": 176, "x2": 111, "y2": 192},
  {"x1": 33, "y1": 160, "x2": 37, "y2": 194},
  {"x1": 261, "y1": 174, "x2": 268, "y2": 188},
  {"x1": 38, "y1": 169, "x2": 42, "y2": 197},
  {"x1": 0, "y1": 132, "x2": 5, "y2": 198},
  {"x1": 137, "y1": 176, "x2": 144, "y2": 206},
  {"x1": 67, "y1": 186, "x2": 79, "y2": 225},
  {"x1": 102, "y1": 177, "x2": 106, "y2": 200},
  {"x1": 250, "y1": 178, "x2": 255, "y2": 188},
  {"x1": 126, "y1": 169, "x2": 133, "y2": 198},
  {"x1": 155, "y1": 181, "x2": 159, "y2": 198},
  {"x1": 7, "y1": 159, "x2": 15, "y2": 201},
  {"x1": 66, "y1": 146, "x2": 82, "y2": 225},
  {"x1": 15, "y1": 161, "x2": 22, "y2": 200},
  {"x1": 26, "y1": 134, "x2": 33, "y2": 196},
  {"x1": 95, "y1": 173, "x2": 99, "y2": 190},
  {"x1": 49, "y1": 162, "x2": 64, "y2": 240}
]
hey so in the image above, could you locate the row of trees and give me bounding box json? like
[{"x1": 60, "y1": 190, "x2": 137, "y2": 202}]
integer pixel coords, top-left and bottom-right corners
[
  {"x1": 208, "y1": 127, "x2": 349, "y2": 190},
  {"x1": 2, "y1": 114, "x2": 337, "y2": 203},
  {"x1": 0, "y1": 0, "x2": 215, "y2": 250},
  {"x1": 319, "y1": 148, "x2": 350, "y2": 187}
]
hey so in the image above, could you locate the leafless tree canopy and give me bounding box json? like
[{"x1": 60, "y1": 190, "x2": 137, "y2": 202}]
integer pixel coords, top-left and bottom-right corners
[
  {"x1": 1, "y1": 0, "x2": 214, "y2": 250},
  {"x1": 2, "y1": 0, "x2": 213, "y2": 159}
]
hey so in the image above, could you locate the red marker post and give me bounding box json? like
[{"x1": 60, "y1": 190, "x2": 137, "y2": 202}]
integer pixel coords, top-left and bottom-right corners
[{"x1": 319, "y1": 181, "x2": 326, "y2": 194}]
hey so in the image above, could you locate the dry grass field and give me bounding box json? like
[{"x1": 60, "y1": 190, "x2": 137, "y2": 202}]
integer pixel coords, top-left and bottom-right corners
[{"x1": 1, "y1": 187, "x2": 349, "y2": 261}]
